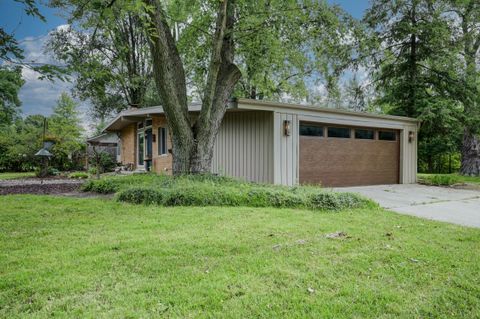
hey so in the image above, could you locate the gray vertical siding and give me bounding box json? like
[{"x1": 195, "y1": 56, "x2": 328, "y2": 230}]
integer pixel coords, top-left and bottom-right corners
[
  {"x1": 211, "y1": 111, "x2": 274, "y2": 183},
  {"x1": 212, "y1": 106, "x2": 418, "y2": 186},
  {"x1": 399, "y1": 125, "x2": 418, "y2": 184},
  {"x1": 273, "y1": 112, "x2": 299, "y2": 186}
]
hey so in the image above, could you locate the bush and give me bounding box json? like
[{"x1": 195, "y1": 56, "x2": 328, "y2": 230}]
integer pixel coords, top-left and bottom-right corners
[
  {"x1": 68, "y1": 171, "x2": 89, "y2": 179},
  {"x1": 419, "y1": 174, "x2": 461, "y2": 186},
  {"x1": 114, "y1": 182, "x2": 373, "y2": 211},
  {"x1": 81, "y1": 179, "x2": 118, "y2": 194},
  {"x1": 34, "y1": 166, "x2": 60, "y2": 178},
  {"x1": 308, "y1": 192, "x2": 369, "y2": 210}
]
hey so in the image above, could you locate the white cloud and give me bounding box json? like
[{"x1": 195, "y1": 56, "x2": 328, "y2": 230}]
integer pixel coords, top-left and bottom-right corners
[{"x1": 16, "y1": 29, "x2": 92, "y2": 134}]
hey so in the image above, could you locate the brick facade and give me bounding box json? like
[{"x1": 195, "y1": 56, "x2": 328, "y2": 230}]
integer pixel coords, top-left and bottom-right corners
[
  {"x1": 120, "y1": 123, "x2": 136, "y2": 166},
  {"x1": 119, "y1": 116, "x2": 172, "y2": 173},
  {"x1": 151, "y1": 116, "x2": 173, "y2": 174}
]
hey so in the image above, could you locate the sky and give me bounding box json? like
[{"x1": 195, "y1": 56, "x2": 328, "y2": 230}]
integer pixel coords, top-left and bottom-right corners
[{"x1": 0, "y1": 0, "x2": 371, "y2": 124}]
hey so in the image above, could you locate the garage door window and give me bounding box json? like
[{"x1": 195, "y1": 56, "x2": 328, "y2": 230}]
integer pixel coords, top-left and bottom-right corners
[
  {"x1": 300, "y1": 124, "x2": 324, "y2": 137},
  {"x1": 355, "y1": 129, "x2": 374, "y2": 140},
  {"x1": 379, "y1": 131, "x2": 396, "y2": 141},
  {"x1": 328, "y1": 127, "x2": 351, "y2": 138}
]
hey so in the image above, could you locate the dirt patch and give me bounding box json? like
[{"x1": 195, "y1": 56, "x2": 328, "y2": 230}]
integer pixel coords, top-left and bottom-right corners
[{"x1": 0, "y1": 179, "x2": 85, "y2": 196}]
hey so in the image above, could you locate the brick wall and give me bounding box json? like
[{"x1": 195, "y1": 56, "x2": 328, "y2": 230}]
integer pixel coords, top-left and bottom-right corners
[
  {"x1": 120, "y1": 124, "x2": 136, "y2": 166},
  {"x1": 152, "y1": 115, "x2": 173, "y2": 174}
]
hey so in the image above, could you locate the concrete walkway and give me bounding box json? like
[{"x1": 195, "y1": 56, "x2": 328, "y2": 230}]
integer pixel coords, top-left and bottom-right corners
[{"x1": 334, "y1": 184, "x2": 480, "y2": 228}]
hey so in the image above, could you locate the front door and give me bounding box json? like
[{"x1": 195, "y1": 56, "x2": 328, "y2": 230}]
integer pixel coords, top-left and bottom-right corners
[
  {"x1": 137, "y1": 130, "x2": 144, "y2": 169},
  {"x1": 144, "y1": 128, "x2": 153, "y2": 171}
]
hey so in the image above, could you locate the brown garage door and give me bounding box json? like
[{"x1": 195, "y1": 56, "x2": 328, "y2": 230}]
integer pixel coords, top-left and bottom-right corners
[{"x1": 299, "y1": 123, "x2": 400, "y2": 187}]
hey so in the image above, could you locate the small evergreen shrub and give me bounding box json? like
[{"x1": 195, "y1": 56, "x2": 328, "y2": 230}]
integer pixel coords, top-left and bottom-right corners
[{"x1": 34, "y1": 167, "x2": 60, "y2": 177}]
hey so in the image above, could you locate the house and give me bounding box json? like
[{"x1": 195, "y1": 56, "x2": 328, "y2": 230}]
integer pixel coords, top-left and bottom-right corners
[
  {"x1": 102, "y1": 98, "x2": 419, "y2": 187},
  {"x1": 86, "y1": 132, "x2": 120, "y2": 164}
]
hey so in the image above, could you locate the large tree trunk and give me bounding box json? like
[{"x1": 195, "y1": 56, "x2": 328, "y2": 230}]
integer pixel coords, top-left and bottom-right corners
[
  {"x1": 190, "y1": 0, "x2": 241, "y2": 172},
  {"x1": 460, "y1": 129, "x2": 480, "y2": 176},
  {"x1": 459, "y1": 2, "x2": 480, "y2": 176},
  {"x1": 146, "y1": 0, "x2": 241, "y2": 175}
]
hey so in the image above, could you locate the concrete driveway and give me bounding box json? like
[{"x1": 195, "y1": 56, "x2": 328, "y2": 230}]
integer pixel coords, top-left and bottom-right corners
[{"x1": 335, "y1": 184, "x2": 480, "y2": 228}]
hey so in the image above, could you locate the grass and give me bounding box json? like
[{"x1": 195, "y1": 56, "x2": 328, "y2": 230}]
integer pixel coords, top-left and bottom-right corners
[
  {"x1": 0, "y1": 172, "x2": 35, "y2": 180},
  {"x1": 418, "y1": 173, "x2": 480, "y2": 186},
  {"x1": 1, "y1": 195, "x2": 480, "y2": 318}
]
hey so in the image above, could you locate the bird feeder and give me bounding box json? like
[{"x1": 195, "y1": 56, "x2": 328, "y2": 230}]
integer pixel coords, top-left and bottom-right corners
[{"x1": 35, "y1": 117, "x2": 54, "y2": 179}]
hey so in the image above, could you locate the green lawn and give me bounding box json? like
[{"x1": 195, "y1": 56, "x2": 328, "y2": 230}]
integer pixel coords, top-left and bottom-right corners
[
  {"x1": 1, "y1": 195, "x2": 480, "y2": 318},
  {"x1": 0, "y1": 172, "x2": 35, "y2": 180},
  {"x1": 418, "y1": 173, "x2": 480, "y2": 185}
]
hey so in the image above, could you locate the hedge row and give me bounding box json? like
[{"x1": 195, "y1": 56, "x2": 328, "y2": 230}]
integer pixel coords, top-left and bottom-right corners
[{"x1": 115, "y1": 186, "x2": 372, "y2": 211}]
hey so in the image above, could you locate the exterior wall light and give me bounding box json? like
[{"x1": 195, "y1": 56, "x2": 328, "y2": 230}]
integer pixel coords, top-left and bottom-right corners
[
  {"x1": 408, "y1": 131, "x2": 415, "y2": 143},
  {"x1": 284, "y1": 120, "x2": 291, "y2": 136}
]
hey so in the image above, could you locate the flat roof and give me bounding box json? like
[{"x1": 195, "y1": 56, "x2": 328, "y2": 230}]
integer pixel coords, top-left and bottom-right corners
[
  {"x1": 235, "y1": 98, "x2": 419, "y2": 123},
  {"x1": 103, "y1": 98, "x2": 418, "y2": 132}
]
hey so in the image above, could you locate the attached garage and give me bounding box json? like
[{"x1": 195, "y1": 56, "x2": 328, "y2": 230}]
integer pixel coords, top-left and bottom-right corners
[
  {"x1": 299, "y1": 123, "x2": 400, "y2": 186},
  {"x1": 224, "y1": 99, "x2": 419, "y2": 187}
]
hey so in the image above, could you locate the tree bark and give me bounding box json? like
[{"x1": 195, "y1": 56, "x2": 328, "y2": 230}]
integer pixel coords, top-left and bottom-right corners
[
  {"x1": 459, "y1": 1, "x2": 480, "y2": 176},
  {"x1": 460, "y1": 129, "x2": 480, "y2": 176},
  {"x1": 145, "y1": 0, "x2": 241, "y2": 175}
]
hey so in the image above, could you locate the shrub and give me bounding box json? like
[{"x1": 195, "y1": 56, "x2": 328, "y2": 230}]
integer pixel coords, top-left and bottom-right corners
[
  {"x1": 246, "y1": 188, "x2": 305, "y2": 208},
  {"x1": 308, "y1": 192, "x2": 371, "y2": 210},
  {"x1": 68, "y1": 171, "x2": 89, "y2": 179},
  {"x1": 114, "y1": 183, "x2": 372, "y2": 211},
  {"x1": 34, "y1": 166, "x2": 60, "y2": 178},
  {"x1": 419, "y1": 174, "x2": 460, "y2": 186},
  {"x1": 81, "y1": 179, "x2": 117, "y2": 194}
]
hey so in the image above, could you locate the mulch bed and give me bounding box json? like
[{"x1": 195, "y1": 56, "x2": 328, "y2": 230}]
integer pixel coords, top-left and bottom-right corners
[{"x1": 0, "y1": 179, "x2": 85, "y2": 195}]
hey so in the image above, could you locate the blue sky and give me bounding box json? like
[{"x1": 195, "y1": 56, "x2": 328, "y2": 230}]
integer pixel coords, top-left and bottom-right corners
[{"x1": 0, "y1": 0, "x2": 370, "y2": 120}]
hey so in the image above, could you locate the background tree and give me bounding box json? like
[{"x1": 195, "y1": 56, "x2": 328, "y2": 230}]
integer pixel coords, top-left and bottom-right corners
[
  {"x1": 445, "y1": 0, "x2": 480, "y2": 176},
  {"x1": 363, "y1": 0, "x2": 464, "y2": 173},
  {"x1": 344, "y1": 75, "x2": 367, "y2": 112},
  {"x1": 0, "y1": 115, "x2": 44, "y2": 172},
  {"x1": 0, "y1": 66, "x2": 24, "y2": 126},
  {"x1": 47, "y1": 1, "x2": 155, "y2": 119},
  {"x1": 52, "y1": 0, "x2": 357, "y2": 174},
  {"x1": 48, "y1": 92, "x2": 85, "y2": 170}
]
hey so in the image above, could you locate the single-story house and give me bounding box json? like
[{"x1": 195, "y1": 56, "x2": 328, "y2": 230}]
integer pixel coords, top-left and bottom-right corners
[{"x1": 102, "y1": 98, "x2": 419, "y2": 187}]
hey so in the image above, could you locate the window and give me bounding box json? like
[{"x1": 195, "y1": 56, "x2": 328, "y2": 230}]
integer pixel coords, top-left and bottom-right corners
[
  {"x1": 355, "y1": 129, "x2": 374, "y2": 140},
  {"x1": 379, "y1": 131, "x2": 396, "y2": 141},
  {"x1": 137, "y1": 122, "x2": 144, "y2": 129},
  {"x1": 158, "y1": 127, "x2": 167, "y2": 155},
  {"x1": 145, "y1": 119, "x2": 152, "y2": 127},
  {"x1": 116, "y1": 140, "x2": 121, "y2": 156},
  {"x1": 137, "y1": 131, "x2": 144, "y2": 165},
  {"x1": 328, "y1": 127, "x2": 351, "y2": 138},
  {"x1": 300, "y1": 124, "x2": 324, "y2": 137},
  {"x1": 145, "y1": 128, "x2": 152, "y2": 158}
]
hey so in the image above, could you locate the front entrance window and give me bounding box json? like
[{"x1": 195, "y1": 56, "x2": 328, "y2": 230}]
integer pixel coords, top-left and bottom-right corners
[{"x1": 137, "y1": 131, "x2": 144, "y2": 165}]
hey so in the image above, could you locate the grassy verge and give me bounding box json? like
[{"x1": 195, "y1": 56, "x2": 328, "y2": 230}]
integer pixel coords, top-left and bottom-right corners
[
  {"x1": 1, "y1": 195, "x2": 479, "y2": 318},
  {"x1": 0, "y1": 172, "x2": 35, "y2": 180},
  {"x1": 82, "y1": 174, "x2": 374, "y2": 211},
  {"x1": 418, "y1": 173, "x2": 480, "y2": 186}
]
